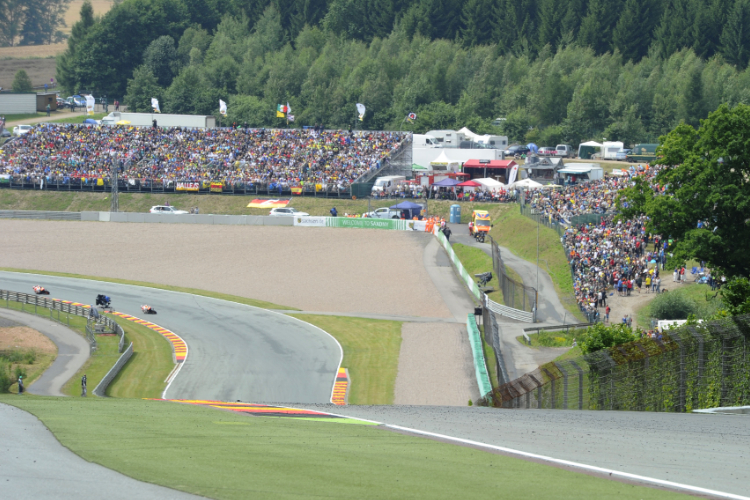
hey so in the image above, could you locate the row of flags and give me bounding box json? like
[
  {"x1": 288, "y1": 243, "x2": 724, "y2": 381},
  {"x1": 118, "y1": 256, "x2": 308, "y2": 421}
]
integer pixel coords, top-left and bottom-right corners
[{"x1": 147, "y1": 97, "x2": 417, "y2": 124}]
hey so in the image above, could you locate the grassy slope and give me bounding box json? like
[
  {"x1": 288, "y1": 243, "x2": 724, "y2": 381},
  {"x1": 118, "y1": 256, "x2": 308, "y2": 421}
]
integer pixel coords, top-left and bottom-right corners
[
  {"x1": 0, "y1": 268, "x2": 296, "y2": 311},
  {"x1": 0, "y1": 189, "x2": 514, "y2": 222},
  {"x1": 490, "y1": 206, "x2": 584, "y2": 322},
  {"x1": 634, "y1": 282, "x2": 720, "y2": 329},
  {"x1": 289, "y1": 315, "x2": 401, "y2": 405},
  {"x1": 49, "y1": 113, "x2": 107, "y2": 124},
  {"x1": 1, "y1": 396, "x2": 689, "y2": 500},
  {"x1": 452, "y1": 243, "x2": 500, "y2": 300}
]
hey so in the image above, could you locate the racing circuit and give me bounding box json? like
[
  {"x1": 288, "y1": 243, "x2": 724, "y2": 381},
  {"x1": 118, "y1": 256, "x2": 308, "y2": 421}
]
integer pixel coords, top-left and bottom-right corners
[{"x1": 1, "y1": 218, "x2": 749, "y2": 499}]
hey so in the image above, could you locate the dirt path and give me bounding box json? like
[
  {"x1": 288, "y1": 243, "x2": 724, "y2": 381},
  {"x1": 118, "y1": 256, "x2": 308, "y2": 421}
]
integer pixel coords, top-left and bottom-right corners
[{"x1": 601, "y1": 283, "x2": 658, "y2": 329}]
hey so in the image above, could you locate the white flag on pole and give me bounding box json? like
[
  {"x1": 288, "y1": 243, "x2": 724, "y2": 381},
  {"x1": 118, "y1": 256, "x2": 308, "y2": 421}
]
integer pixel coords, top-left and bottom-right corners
[
  {"x1": 151, "y1": 98, "x2": 161, "y2": 113},
  {"x1": 356, "y1": 103, "x2": 366, "y2": 121},
  {"x1": 286, "y1": 102, "x2": 291, "y2": 114},
  {"x1": 219, "y1": 99, "x2": 227, "y2": 116},
  {"x1": 85, "y1": 95, "x2": 95, "y2": 116},
  {"x1": 507, "y1": 164, "x2": 519, "y2": 185}
]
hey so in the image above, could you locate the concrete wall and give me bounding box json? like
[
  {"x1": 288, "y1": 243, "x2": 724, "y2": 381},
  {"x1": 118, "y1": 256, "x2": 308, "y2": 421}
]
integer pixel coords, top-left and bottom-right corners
[
  {"x1": 93, "y1": 342, "x2": 133, "y2": 397},
  {"x1": 81, "y1": 212, "x2": 294, "y2": 226},
  {"x1": 0, "y1": 93, "x2": 37, "y2": 115}
]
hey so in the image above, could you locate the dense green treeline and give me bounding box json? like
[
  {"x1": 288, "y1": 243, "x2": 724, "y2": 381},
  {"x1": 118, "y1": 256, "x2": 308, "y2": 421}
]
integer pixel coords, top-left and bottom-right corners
[{"x1": 56, "y1": 0, "x2": 750, "y2": 143}]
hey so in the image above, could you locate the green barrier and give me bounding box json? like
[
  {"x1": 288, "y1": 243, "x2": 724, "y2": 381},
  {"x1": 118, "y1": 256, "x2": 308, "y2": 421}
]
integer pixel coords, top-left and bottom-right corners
[
  {"x1": 435, "y1": 228, "x2": 481, "y2": 300},
  {"x1": 467, "y1": 314, "x2": 492, "y2": 397}
]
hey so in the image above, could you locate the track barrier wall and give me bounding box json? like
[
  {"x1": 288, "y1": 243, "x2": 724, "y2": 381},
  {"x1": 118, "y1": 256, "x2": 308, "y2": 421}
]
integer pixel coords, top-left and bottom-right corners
[
  {"x1": 93, "y1": 342, "x2": 133, "y2": 397},
  {"x1": 467, "y1": 314, "x2": 493, "y2": 398}
]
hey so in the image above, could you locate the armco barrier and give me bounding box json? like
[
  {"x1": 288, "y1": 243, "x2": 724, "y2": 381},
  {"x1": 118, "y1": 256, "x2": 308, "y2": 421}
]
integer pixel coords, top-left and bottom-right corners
[
  {"x1": 467, "y1": 314, "x2": 493, "y2": 397},
  {"x1": 484, "y1": 294, "x2": 535, "y2": 322},
  {"x1": 93, "y1": 342, "x2": 133, "y2": 397},
  {"x1": 0, "y1": 210, "x2": 81, "y2": 221}
]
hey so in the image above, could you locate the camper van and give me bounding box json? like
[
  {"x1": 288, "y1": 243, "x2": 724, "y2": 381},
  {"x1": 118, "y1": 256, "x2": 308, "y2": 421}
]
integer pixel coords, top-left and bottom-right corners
[
  {"x1": 556, "y1": 163, "x2": 604, "y2": 185},
  {"x1": 602, "y1": 141, "x2": 624, "y2": 160},
  {"x1": 371, "y1": 175, "x2": 406, "y2": 195},
  {"x1": 413, "y1": 134, "x2": 439, "y2": 148},
  {"x1": 425, "y1": 130, "x2": 468, "y2": 148}
]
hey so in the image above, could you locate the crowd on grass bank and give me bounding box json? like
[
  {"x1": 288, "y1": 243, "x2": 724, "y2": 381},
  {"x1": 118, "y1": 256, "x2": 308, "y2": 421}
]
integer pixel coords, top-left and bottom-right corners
[
  {"x1": 0, "y1": 124, "x2": 407, "y2": 190},
  {"x1": 522, "y1": 165, "x2": 679, "y2": 324}
]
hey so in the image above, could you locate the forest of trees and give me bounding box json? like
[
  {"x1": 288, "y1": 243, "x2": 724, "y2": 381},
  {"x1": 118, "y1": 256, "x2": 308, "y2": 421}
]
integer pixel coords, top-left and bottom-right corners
[
  {"x1": 0, "y1": 0, "x2": 71, "y2": 46},
  {"x1": 56, "y1": 0, "x2": 750, "y2": 144}
]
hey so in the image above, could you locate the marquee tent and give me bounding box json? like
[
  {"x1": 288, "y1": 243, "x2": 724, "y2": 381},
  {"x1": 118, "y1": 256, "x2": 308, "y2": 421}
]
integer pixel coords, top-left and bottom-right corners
[{"x1": 509, "y1": 178, "x2": 543, "y2": 189}]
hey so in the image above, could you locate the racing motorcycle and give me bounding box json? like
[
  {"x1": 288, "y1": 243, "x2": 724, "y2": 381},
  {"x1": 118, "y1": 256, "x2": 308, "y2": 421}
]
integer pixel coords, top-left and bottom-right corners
[
  {"x1": 475, "y1": 232, "x2": 486, "y2": 243},
  {"x1": 141, "y1": 305, "x2": 157, "y2": 315},
  {"x1": 95, "y1": 294, "x2": 112, "y2": 309},
  {"x1": 33, "y1": 286, "x2": 50, "y2": 295}
]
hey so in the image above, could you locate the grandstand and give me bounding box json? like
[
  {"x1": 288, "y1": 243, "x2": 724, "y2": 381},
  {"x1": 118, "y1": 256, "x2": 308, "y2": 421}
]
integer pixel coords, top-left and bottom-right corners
[{"x1": 0, "y1": 124, "x2": 409, "y2": 197}]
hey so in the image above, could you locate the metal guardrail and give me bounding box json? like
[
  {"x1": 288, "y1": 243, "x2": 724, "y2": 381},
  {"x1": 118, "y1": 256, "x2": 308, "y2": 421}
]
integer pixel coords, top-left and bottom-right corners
[
  {"x1": 93, "y1": 341, "x2": 133, "y2": 397},
  {"x1": 0, "y1": 289, "x2": 125, "y2": 353},
  {"x1": 489, "y1": 236, "x2": 537, "y2": 316},
  {"x1": 0, "y1": 210, "x2": 82, "y2": 221}
]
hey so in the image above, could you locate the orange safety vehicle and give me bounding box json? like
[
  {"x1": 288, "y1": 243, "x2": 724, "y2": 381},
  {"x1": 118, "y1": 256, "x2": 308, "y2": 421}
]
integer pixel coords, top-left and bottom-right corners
[{"x1": 470, "y1": 210, "x2": 492, "y2": 242}]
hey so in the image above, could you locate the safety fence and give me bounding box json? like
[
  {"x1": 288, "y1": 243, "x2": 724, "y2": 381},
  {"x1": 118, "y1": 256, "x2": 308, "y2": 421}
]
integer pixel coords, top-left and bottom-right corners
[
  {"x1": 0, "y1": 290, "x2": 126, "y2": 354},
  {"x1": 492, "y1": 315, "x2": 750, "y2": 411},
  {"x1": 467, "y1": 314, "x2": 493, "y2": 397},
  {"x1": 93, "y1": 341, "x2": 134, "y2": 397},
  {"x1": 518, "y1": 203, "x2": 566, "y2": 237},
  {"x1": 0, "y1": 210, "x2": 82, "y2": 221},
  {"x1": 489, "y1": 236, "x2": 537, "y2": 315},
  {"x1": 481, "y1": 306, "x2": 510, "y2": 387}
]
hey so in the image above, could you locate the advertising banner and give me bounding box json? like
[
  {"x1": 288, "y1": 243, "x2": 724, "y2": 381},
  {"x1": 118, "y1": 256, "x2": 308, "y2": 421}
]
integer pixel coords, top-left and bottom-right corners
[
  {"x1": 0, "y1": 174, "x2": 10, "y2": 184},
  {"x1": 293, "y1": 216, "x2": 327, "y2": 227},
  {"x1": 247, "y1": 199, "x2": 290, "y2": 208},
  {"x1": 176, "y1": 182, "x2": 200, "y2": 192},
  {"x1": 329, "y1": 218, "x2": 399, "y2": 230},
  {"x1": 210, "y1": 182, "x2": 223, "y2": 193}
]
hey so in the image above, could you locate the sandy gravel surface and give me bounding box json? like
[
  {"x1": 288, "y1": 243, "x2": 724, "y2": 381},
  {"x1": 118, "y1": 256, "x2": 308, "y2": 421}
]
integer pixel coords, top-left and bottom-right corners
[
  {"x1": 0, "y1": 221, "x2": 450, "y2": 318},
  {"x1": 0, "y1": 325, "x2": 56, "y2": 354},
  {"x1": 394, "y1": 323, "x2": 479, "y2": 406}
]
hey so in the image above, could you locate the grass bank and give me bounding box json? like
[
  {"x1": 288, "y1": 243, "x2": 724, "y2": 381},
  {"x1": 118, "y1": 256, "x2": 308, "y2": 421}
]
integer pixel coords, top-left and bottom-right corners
[
  {"x1": 289, "y1": 314, "x2": 401, "y2": 405},
  {"x1": 0, "y1": 268, "x2": 296, "y2": 311},
  {"x1": 489, "y1": 206, "x2": 584, "y2": 322},
  {"x1": 634, "y1": 282, "x2": 722, "y2": 329},
  {"x1": 49, "y1": 112, "x2": 107, "y2": 124},
  {"x1": 0, "y1": 189, "x2": 513, "y2": 222},
  {"x1": 452, "y1": 243, "x2": 500, "y2": 300},
  {"x1": 1, "y1": 396, "x2": 688, "y2": 500}
]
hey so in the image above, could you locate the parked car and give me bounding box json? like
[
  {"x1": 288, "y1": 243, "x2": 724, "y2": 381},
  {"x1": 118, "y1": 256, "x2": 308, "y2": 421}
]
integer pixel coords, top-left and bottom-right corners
[
  {"x1": 555, "y1": 144, "x2": 575, "y2": 158},
  {"x1": 12, "y1": 125, "x2": 32, "y2": 137},
  {"x1": 65, "y1": 95, "x2": 86, "y2": 110},
  {"x1": 0, "y1": 128, "x2": 11, "y2": 138},
  {"x1": 615, "y1": 148, "x2": 632, "y2": 161},
  {"x1": 364, "y1": 207, "x2": 403, "y2": 219},
  {"x1": 150, "y1": 205, "x2": 189, "y2": 214},
  {"x1": 56, "y1": 96, "x2": 65, "y2": 107},
  {"x1": 538, "y1": 146, "x2": 556, "y2": 156},
  {"x1": 504, "y1": 145, "x2": 531, "y2": 157},
  {"x1": 269, "y1": 207, "x2": 309, "y2": 216}
]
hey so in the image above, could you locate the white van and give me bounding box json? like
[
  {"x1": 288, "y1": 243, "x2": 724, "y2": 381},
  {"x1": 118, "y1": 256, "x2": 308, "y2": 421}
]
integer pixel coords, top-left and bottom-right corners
[
  {"x1": 555, "y1": 144, "x2": 574, "y2": 158},
  {"x1": 413, "y1": 134, "x2": 439, "y2": 148},
  {"x1": 371, "y1": 175, "x2": 406, "y2": 194}
]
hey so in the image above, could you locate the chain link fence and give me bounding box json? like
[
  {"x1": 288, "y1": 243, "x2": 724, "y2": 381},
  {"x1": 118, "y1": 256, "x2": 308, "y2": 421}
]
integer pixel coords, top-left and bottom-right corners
[
  {"x1": 488, "y1": 236, "x2": 537, "y2": 314},
  {"x1": 492, "y1": 315, "x2": 750, "y2": 411}
]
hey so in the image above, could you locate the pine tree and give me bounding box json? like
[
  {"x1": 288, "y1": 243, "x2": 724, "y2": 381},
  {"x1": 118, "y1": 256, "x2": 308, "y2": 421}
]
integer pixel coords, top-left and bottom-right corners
[
  {"x1": 613, "y1": 0, "x2": 655, "y2": 61},
  {"x1": 560, "y1": 0, "x2": 585, "y2": 41},
  {"x1": 12, "y1": 69, "x2": 33, "y2": 92},
  {"x1": 537, "y1": 0, "x2": 564, "y2": 51},
  {"x1": 652, "y1": 0, "x2": 695, "y2": 56},
  {"x1": 720, "y1": 0, "x2": 750, "y2": 68},
  {"x1": 461, "y1": 0, "x2": 492, "y2": 47},
  {"x1": 426, "y1": 0, "x2": 462, "y2": 40},
  {"x1": 577, "y1": 0, "x2": 606, "y2": 53},
  {"x1": 680, "y1": 66, "x2": 705, "y2": 126}
]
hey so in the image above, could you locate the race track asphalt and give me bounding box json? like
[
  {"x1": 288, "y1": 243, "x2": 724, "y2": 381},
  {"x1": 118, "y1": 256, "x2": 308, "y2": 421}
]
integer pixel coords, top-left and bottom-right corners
[
  {"x1": 0, "y1": 272, "x2": 342, "y2": 403},
  {"x1": 299, "y1": 404, "x2": 750, "y2": 498}
]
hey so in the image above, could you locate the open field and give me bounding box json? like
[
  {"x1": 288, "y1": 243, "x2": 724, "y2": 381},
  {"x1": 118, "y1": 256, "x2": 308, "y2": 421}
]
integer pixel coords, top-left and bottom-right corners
[
  {"x1": 0, "y1": 396, "x2": 689, "y2": 500},
  {"x1": 0, "y1": 57, "x2": 57, "y2": 89},
  {"x1": 290, "y1": 314, "x2": 402, "y2": 405},
  {"x1": 0, "y1": 323, "x2": 56, "y2": 391},
  {"x1": 634, "y1": 281, "x2": 722, "y2": 329}
]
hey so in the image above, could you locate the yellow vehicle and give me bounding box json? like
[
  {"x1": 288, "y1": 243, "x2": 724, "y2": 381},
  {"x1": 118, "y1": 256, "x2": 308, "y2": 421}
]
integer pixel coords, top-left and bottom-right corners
[{"x1": 470, "y1": 210, "x2": 492, "y2": 242}]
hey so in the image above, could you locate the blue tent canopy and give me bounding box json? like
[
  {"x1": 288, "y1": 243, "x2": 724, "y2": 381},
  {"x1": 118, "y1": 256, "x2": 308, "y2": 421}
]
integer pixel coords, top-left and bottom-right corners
[
  {"x1": 527, "y1": 143, "x2": 539, "y2": 154},
  {"x1": 432, "y1": 178, "x2": 460, "y2": 187},
  {"x1": 83, "y1": 118, "x2": 98, "y2": 124},
  {"x1": 390, "y1": 201, "x2": 423, "y2": 210}
]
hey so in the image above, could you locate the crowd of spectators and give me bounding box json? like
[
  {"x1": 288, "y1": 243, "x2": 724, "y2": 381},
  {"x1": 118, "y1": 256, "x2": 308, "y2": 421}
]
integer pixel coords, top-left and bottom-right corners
[
  {"x1": 524, "y1": 166, "x2": 670, "y2": 323},
  {"x1": 0, "y1": 124, "x2": 408, "y2": 190}
]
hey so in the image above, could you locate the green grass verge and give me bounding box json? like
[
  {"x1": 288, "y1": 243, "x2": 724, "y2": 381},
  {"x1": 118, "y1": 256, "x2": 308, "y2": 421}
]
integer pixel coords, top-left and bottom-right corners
[
  {"x1": 2, "y1": 112, "x2": 45, "y2": 122},
  {"x1": 0, "y1": 268, "x2": 297, "y2": 311},
  {"x1": 452, "y1": 243, "x2": 501, "y2": 303},
  {"x1": 104, "y1": 314, "x2": 174, "y2": 399},
  {"x1": 289, "y1": 314, "x2": 401, "y2": 405},
  {"x1": 61, "y1": 332, "x2": 121, "y2": 396},
  {"x1": 634, "y1": 282, "x2": 721, "y2": 329},
  {"x1": 0, "y1": 188, "x2": 514, "y2": 221},
  {"x1": 0, "y1": 396, "x2": 689, "y2": 500},
  {"x1": 490, "y1": 206, "x2": 585, "y2": 322},
  {"x1": 518, "y1": 327, "x2": 586, "y2": 348},
  {"x1": 48, "y1": 112, "x2": 107, "y2": 124}
]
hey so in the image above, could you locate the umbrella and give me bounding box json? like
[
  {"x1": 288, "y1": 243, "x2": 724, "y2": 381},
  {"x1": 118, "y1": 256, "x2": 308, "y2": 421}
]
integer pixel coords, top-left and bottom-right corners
[
  {"x1": 457, "y1": 180, "x2": 482, "y2": 187},
  {"x1": 527, "y1": 143, "x2": 539, "y2": 154},
  {"x1": 474, "y1": 178, "x2": 506, "y2": 189},
  {"x1": 116, "y1": 120, "x2": 131, "y2": 125},
  {"x1": 390, "y1": 201, "x2": 423, "y2": 210},
  {"x1": 432, "y1": 178, "x2": 460, "y2": 187},
  {"x1": 83, "y1": 118, "x2": 98, "y2": 125}
]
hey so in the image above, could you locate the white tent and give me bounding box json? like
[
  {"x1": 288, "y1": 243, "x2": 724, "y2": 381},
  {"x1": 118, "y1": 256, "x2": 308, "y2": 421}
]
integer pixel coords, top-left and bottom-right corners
[
  {"x1": 429, "y1": 151, "x2": 460, "y2": 172},
  {"x1": 474, "y1": 178, "x2": 506, "y2": 189},
  {"x1": 509, "y1": 178, "x2": 544, "y2": 189},
  {"x1": 457, "y1": 127, "x2": 478, "y2": 140}
]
